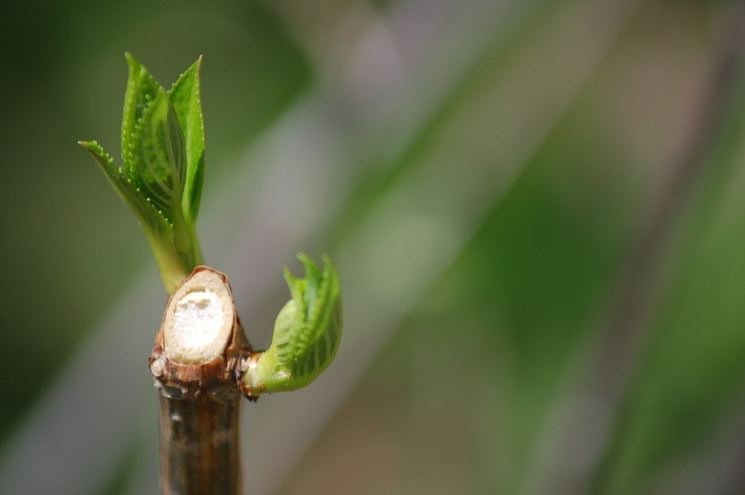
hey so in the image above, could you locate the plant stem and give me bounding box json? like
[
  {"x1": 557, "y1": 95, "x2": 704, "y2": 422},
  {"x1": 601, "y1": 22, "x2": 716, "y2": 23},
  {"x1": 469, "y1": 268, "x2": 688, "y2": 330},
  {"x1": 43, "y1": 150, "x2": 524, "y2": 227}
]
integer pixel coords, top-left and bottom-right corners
[
  {"x1": 158, "y1": 390, "x2": 242, "y2": 494},
  {"x1": 149, "y1": 267, "x2": 253, "y2": 494}
]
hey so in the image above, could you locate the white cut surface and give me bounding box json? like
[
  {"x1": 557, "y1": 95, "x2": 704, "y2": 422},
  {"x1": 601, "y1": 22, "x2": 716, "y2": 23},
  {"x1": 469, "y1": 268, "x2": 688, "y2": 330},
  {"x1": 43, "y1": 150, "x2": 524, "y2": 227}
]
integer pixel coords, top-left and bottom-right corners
[{"x1": 163, "y1": 270, "x2": 234, "y2": 364}]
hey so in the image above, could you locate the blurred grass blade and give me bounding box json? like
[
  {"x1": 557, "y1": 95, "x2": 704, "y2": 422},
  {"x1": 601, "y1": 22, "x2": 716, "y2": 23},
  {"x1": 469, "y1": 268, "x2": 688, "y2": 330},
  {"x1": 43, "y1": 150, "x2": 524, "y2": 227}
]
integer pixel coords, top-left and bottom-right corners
[{"x1": 594, "y1": 13, "x2": 745, "y2": 495}]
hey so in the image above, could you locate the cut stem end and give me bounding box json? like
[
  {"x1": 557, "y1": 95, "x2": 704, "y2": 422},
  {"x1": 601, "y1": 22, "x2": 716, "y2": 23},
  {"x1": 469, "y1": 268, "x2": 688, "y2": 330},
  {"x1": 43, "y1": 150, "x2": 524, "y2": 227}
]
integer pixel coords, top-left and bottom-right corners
[{"x1": 163, "y1": 268, "x2": 235, "y2": 364}]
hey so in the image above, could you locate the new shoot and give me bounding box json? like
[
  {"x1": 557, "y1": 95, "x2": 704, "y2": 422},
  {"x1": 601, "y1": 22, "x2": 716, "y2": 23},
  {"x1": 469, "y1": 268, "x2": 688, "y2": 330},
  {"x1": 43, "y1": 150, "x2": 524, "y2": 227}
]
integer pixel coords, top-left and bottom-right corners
[{"x1": 80, "y1": 53, "x2": 342, "y2": 495}]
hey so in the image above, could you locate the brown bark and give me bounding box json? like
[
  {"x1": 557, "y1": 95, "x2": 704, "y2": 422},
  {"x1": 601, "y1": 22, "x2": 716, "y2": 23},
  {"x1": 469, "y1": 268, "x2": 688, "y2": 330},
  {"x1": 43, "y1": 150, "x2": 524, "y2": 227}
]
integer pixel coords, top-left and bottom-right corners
[
  {"x1": 149, "y1": 266, "x2": 254, "y2": 495},
  {"x1": 157, "y1": 390, "x2": 242, "y2": 494}
]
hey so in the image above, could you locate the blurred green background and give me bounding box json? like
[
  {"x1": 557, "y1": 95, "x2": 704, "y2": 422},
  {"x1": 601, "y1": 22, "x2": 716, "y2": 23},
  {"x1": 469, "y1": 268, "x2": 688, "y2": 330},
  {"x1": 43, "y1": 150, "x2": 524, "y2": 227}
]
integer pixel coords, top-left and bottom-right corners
[{"x1": 2, "y1": 0, "x2": 745, "y2": 493}]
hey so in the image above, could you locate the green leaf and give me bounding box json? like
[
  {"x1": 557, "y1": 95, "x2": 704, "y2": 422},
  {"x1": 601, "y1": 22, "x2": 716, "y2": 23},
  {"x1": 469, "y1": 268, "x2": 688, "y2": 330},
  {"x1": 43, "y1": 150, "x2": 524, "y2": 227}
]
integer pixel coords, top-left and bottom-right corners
[
  {"x1": 121, "y1": 52, "x2": 190, "y2": 227},
  {"x1": 243, "y1": 254, "x2": 342, "y2": 395},
  {"x1": 80, "y1": 54, "x2": 204, "y2": 294},
  {"x1": 169, "y1": 56, "x2": 205, "y2": 223},
  {"x1": 77, "y1": 139, "x2": 170, "y2": 235},
  {"x1": 121, "y1": 53, "x2": 162, "y2": 175}
]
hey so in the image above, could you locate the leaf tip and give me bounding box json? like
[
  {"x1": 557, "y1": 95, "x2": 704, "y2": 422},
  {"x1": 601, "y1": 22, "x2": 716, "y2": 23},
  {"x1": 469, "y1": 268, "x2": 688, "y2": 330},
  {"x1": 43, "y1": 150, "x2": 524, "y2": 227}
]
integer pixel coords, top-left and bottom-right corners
[
  {"x1": 320, "y1": 254, "x2": 334, "y2": 271},
  {"x1": 296, "y1": 251, "x2": 312, "y2": 266},
  {"x1": 78, "y1": 139, "x2": 98, "y2": 152},
  {"x1": 124, "y1": 52, "x2": 143, "y2": 72}
]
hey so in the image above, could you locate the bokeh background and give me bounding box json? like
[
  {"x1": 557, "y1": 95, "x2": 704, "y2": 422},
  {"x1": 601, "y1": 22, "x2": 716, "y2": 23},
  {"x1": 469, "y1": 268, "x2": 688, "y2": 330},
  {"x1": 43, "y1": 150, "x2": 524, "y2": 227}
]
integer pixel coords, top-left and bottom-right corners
[{"x1": 2, "y1": 0, "x2": 745, "y2": 493}]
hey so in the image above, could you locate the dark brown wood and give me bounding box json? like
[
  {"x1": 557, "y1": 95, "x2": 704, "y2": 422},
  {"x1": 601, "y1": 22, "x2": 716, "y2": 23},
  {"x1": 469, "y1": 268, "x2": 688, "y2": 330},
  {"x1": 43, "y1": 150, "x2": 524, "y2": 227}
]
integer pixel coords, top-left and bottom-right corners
[
  {"x1": 149, "y1": 266, "x2": 257, "y2": 494},
  {"x1": 158, "y1": 389, "x2": 242, "y2": 495}
]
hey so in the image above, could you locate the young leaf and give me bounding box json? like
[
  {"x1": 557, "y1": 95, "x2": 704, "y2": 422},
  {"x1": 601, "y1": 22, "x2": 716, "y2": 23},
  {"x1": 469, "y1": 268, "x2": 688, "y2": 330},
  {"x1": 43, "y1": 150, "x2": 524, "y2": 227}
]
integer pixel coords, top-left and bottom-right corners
[
  {"x1": 122, "y1": 53, "x2": 162, "y2": 175},
  {"x1": 243, "y1": 254, "x2": 342, "y2": 396},
  {"x1": 78, "y1": 139, "x2": 171, "y2": 236},
  {"x1": 128, "y1": 86, "x2": 186, "y2": 223},
  {"x1": 80, "y1": 54, "x2": 205, "y2": 294},
  {"x1": 169, "y1": 56, "x2": 205, "y2": 223}
]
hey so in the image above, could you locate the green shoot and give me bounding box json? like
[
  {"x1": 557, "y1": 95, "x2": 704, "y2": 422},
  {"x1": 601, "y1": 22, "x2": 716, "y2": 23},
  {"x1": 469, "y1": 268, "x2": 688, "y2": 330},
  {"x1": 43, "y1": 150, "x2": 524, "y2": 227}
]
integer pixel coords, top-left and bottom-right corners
[
  {"x1": 79, "y1": 53, "x2": 205, "y2": 293},
  {"x1": 244, "y1": 254, "x2": 342, "y2": 395},
  {"x1": 81, "y1": 54, "x2": 342, "y2": 394}
]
